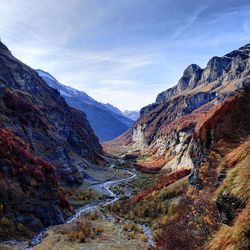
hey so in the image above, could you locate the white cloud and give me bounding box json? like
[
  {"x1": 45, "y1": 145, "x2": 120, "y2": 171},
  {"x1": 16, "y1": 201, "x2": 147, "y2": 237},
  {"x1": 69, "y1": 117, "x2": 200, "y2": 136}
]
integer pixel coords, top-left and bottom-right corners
[{"x1": 1, "y1": 0, "x2": 250, "y2": 110}]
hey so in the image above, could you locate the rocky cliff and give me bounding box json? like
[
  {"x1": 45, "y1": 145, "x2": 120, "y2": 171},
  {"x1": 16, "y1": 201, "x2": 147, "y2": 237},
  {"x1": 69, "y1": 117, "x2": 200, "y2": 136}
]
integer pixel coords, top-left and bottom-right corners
[
  {"x1": 0, "y1": 41, "x2": 105, "y2": 238},
  {"x1": 0, "y1": 41, "x2": 104, "y2": 186},
  {"x1": 156, "y1": 43, "x2": 250, "y2": 104},
  {"x1": 106, "y1": 43, "x2": 250, "y2": 173},
  {"x1": 0, "y1": 127, "x2": 67, "y2": 240}
]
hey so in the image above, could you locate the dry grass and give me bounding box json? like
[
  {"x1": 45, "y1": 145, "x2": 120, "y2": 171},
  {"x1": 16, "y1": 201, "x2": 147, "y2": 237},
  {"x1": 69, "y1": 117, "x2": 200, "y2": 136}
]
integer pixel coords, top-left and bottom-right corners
[
  {"x1": 215, "y1": 139, "x2": 250, "y2": 204},
  {"x1": 206, "y1": 203, "x2": 250, "y2": 250},
  {"x1": 207, "y1": 139, "x2": 250, "y2": 250}
]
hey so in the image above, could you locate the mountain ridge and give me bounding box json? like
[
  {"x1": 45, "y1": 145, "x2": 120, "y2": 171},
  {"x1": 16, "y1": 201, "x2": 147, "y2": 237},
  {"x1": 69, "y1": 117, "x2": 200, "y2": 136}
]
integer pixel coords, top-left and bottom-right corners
[
  {"x1": 0, "y1": 40, "x2": 104, "y2": 239},
  {"x1": 37, "y1": 69, "x2": 134, "y2": 142},
  {"x1": 140, "y1": 43, "x2": 250, "y2": 116},
  {"x1": 106, "y1": 43, "x2": 250, "y2": 171}
]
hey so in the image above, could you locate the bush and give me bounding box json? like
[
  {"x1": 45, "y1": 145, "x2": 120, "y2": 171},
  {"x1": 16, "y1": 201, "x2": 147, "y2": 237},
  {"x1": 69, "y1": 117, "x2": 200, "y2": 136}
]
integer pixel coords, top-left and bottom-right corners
[
  {"x1": 0, "y1": 217, "x2": 9, "y2": 226},
  {"x1": 17, "y1": 223, "x2": 25, "y2": 232},
  {"x1": 139, "y1": 233, "x2": 148, "y2": 242},
  {"x1": 168, "y1": 201, "x2": 176, "y2": 217},
  {"x1": 89, "y1": 212, "x2": 98, "y2": 221},
  {"x1": 66, "y1": 220, "x2": 103, "y2": 243},
  {"x1": 78, "y1": 232, "x2": 86, "y2": 243},
  {"x1": 128, "y1": 231, "x2": 135, "y2": 239},
  {"x1": 122, "y1": 224, "x2": 128, "y2": 231}
]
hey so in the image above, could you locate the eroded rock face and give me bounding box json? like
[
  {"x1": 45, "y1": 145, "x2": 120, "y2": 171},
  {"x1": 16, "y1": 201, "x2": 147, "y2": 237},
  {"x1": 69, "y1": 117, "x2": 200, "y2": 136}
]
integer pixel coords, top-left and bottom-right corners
[
  {"x1": 132, "y1": 124, "x2": 147, "y2": 149},
  {"x1": 177, "y1": 64, "x2": 203, "y2": 92},
  {"x1": 140, "y1": 103, "x2": 159, "y2": 116},
  {"x1": 132, "y1": 44, "x2": 250, "y2": 173},
  {"x1": 0, "y1": 41, "x2": 103, "y2": 186},
  {"x1": 156, "y1": 86, "x2": 177, "y2": 104},
  {"x1": 152, "y1": 43, "x2": 250, "y2": 105}
]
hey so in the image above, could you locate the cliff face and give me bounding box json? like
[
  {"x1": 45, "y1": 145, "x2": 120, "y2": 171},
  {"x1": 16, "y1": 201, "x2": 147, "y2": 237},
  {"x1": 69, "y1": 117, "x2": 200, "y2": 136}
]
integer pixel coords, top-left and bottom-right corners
[
  {"x1": 0, "y1": 41, "x2": 103, "y2": 186},
  {"x1": 156, "y1": 43, "x2": 250, "y2": 104},
  {"x1": 0, "y1": 41, "x2": 106, "y2": 239},
  {"x1": 107, "y1": 44, "x2": 250, "y2": 173}
]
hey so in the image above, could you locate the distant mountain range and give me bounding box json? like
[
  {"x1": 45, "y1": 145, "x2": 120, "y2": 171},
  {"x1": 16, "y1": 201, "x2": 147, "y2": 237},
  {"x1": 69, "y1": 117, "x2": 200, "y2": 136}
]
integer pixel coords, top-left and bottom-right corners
[
  {"x1": 103, "y1": 103, "x2": 139, "y2": 121},
  {"x1": 37, "y1": 70, "x2": 137, "y2": 142}
]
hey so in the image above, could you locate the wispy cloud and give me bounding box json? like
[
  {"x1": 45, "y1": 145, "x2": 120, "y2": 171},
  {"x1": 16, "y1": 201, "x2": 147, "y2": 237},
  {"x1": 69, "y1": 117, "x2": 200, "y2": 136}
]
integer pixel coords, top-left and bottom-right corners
[
  {"x1": 0, "y1": 0, "x2": 250, "y2": 110},
  {"x1": 172, "y1": 5, "x2": 208, "y2": 38}
]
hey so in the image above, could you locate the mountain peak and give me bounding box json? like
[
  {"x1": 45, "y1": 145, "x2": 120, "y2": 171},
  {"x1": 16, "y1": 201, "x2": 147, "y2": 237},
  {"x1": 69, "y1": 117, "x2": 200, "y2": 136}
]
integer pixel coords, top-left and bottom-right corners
[
  {"x1": 238, "y1": 43, "x2": 250, "y2": 51},
  {"x1": 0, "y1": 40, "x2": 10, "y2": 51},
  {"x1": 177, "y1": 63, "x2": 203, "y2": 92}
]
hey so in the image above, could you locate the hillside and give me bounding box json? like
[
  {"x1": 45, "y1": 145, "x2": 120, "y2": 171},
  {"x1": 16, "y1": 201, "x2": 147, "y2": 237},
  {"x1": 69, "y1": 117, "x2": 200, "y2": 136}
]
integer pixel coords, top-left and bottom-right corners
[
  {"x1": 103, "y1": 44, "x2": 250, "y2": 250},
  {"x1": 155, "y1": 86, "x2": 250, "y2": 249},
  {"x1": 0, "y1": 41, "x2": 105, "y2": 239},
  {"x1": 37, "y1": 70, "x2": 134, "y2": 142}
]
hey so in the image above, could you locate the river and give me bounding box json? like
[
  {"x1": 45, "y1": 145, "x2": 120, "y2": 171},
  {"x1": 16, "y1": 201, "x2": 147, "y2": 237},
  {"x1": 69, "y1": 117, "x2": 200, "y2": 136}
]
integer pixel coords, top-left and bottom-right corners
[{"x1": 21, "y1": 167, "x2": 155, "y2": 249}]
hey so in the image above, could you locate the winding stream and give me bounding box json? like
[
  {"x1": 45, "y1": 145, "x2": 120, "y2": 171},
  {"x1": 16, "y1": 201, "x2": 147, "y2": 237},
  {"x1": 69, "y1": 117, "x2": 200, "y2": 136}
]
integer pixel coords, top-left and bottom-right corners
[{"x1": 23, "y1": 168, "x2": 155, "y2": 249}]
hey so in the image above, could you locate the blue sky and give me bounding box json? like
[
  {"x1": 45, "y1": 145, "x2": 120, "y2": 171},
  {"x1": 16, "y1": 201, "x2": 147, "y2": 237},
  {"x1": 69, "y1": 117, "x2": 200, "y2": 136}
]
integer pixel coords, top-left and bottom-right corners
[{"x1": 0, "y1": 0, "x2": 250, "y2": 110}]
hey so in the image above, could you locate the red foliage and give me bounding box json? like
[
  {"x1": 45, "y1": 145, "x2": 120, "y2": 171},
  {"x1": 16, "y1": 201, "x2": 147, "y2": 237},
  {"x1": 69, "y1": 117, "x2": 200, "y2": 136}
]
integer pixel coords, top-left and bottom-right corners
[
  {"x1": 194, "y1": 89, "x2": 250, "y2": 150},
  {"x1": 58, "y1": 189, "x2": 71, "y2": 210},
  {"x1": 3, "y1": 89, "x2": 37, "y2": 113},
  {"x1": 0, "y1": 127, "x2": 56, "y2": 184},
  {"x1": 132, "y1": 168, "x2": 191, "y2": 203}
]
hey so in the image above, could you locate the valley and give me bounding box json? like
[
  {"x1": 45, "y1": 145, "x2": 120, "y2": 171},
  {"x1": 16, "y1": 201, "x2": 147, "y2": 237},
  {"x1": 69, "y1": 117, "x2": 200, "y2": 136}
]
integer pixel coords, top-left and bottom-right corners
[
  {"x1": 0, "y1": 39, "x2": 249, "y2": 250},
  {"x1": 0, "y1": 159, "x2": 155, "y2": 250}
]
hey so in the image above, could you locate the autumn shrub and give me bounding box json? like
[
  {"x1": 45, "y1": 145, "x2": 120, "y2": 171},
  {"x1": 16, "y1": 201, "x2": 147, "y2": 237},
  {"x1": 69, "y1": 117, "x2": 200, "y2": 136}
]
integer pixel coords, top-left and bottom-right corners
[
  {"x1": 139, "y1": 233, "x2": 148, "y2": 242},
  {"x1": 122, "y1": 224, "x2": 128, "y2": 231},
  {"x1": 0, "y1": 217, "x2": 10, "y2": 226},
  {"x1": 167, "y1": 201, "x2": 176, "y2": 217},
  {"x1": 17, "y1": 223, "x2": 25, "y2": 232},
  {"x1": 66, "y1": 219, "x2": 103, "y2": 243},
  {"x1": 89, "y1": 212, "x2": 98, "y2": 221},
  {"x1": 128, "y1": 231, "x2": 135, "y2": 239}
]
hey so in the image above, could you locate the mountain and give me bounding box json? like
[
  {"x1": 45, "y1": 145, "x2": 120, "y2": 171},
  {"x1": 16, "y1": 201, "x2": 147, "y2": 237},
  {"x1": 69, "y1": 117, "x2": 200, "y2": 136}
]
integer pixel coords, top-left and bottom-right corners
[
  {"x1": 37, "y1": 70, "x2": 134, "y2": 142},
  {"x1": 103, "y1": 103, "x2": 122, "y2": 115},
  {"x1": 104, "y1": 43, "x2": 250, "y2": 249},
  {"x1": 0, "y1": 41, "x2": 103, "y2": 238},
  {"x1": 105, "y1": 43, "x2": 250, "y2": 176},
  {"x1": 122, "y1": 110, "x2": 140, "y2": 121},
  {"x1": 107, "y1": 44, "x2": 250, "y2": 169},
  {"x1": 102, "y1": 103, "x2": 140, "y2": 122}
]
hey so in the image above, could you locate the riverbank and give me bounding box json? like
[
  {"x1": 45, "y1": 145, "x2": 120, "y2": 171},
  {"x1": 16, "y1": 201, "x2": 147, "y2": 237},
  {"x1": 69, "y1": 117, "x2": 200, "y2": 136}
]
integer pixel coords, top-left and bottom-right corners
[{"x1": 0, "y1": 161, "x2": 154, "y2": 250}]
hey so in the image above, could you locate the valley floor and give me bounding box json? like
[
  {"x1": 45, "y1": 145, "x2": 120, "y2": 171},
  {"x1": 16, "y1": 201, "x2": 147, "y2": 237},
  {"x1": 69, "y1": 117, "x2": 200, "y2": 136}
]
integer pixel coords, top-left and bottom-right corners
[{"x1": 0, "y1": 159, "x2": 153, "y2": 250}]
